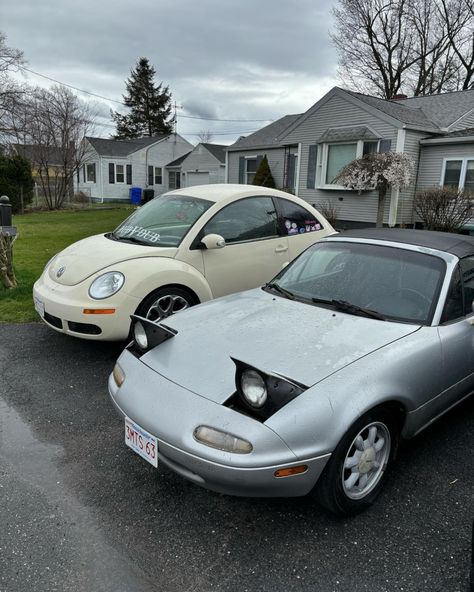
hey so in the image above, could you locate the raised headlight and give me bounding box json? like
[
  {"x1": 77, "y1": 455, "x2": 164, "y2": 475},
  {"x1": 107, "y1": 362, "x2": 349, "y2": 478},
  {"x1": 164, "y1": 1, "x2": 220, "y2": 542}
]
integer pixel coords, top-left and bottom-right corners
[
  {"x1": 89, "y1": 272, "x2": 125, "y2": 299},
  {"x1": 241, "y1": 369, "x2": 267, "y2": 408},
  {"x1": 133, "y1": 321, "x2": 148, "y2": 351}
]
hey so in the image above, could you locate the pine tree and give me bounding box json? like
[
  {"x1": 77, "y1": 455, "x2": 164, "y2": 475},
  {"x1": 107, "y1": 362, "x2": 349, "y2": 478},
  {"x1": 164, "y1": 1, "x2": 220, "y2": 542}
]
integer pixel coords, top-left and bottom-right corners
[
  {"x1": 111, "y1": 58, "x2": 175, "y2": 139},
  {"x1": 252, "y1": 155, "x2": 276, "y2": 188}
]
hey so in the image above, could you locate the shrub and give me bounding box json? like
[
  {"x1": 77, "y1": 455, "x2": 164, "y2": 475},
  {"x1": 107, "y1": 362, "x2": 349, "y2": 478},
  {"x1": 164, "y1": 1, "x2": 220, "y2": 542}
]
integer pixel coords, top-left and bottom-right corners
[
  {"x1": 0, "y1": 154, "x2": 34, "y2": 214},
  {"x1": 252, "y1": 155, "x2": 276, "y2": 188},
  {"x1": 315, "y1": 199, "x2": 340, "y2": 227},
  {"x1": 414, "y1": 186, "x2": 474, "y2": 233}
]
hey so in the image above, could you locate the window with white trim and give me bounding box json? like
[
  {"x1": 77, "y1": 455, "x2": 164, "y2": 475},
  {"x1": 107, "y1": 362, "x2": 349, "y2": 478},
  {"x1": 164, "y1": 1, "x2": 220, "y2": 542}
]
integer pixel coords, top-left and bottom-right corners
[
  {"x1": 154, "y1": 167, "x2": 163, "y2": 185},
  {"x1": 86, "y1": 163, "x2": 96, "y2": 183},
  {"x1": 115, "y1": 164, "x2": 125, "y2": 184},
  {"x1": 319, "y1": 140, "x2": 379, "y2": 188},
  {"x1": 442, "y1": 158, "x2": 474, "y2": 191},
  {"x1": 245, "y1": 158, "x2": 257, "y2": 184}
]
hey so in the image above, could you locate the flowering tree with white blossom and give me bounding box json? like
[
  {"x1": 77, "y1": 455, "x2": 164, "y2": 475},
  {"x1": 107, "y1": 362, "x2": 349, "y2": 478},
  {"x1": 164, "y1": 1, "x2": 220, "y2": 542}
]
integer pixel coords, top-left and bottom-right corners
[{"x1": 335, "y1": 152, "x2": 414, "y2": 227}]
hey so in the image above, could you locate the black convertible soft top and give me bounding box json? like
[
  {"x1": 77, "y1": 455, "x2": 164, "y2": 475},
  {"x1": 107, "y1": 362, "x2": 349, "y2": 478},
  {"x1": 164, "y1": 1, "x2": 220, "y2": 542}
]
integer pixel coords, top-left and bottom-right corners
[{"x1": 332, "y1": 228, "x2": 474, "y2": 259}]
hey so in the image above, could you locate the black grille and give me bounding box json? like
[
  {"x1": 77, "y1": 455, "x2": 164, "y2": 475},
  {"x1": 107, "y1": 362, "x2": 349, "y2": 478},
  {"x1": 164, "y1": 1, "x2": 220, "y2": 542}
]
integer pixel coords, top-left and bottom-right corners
[
  {"x1": 44, "y1": 312, "x2": 63, "y2": 329},
  {"x1": 67, "y1": 321, "x2": 102, "y2": 335}
]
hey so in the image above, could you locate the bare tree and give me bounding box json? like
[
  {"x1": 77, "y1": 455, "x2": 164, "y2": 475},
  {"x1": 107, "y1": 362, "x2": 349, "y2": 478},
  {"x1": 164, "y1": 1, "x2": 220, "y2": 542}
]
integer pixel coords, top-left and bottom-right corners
[
  {"x1": 16, "y1": 85, "x2": 96, "y2": 209},
  {"x1": 332, "y1": 0, "x2": 474, "y2": 97},
  {"x1": 196, "y1": 129, "x2": 214, "y2": 143},
  {"x1": 0, "y1": 32, "x2": 26, "y2": 144},
  {"x1": 440, "y1": 0, "x2": 474, "y2": 90}
]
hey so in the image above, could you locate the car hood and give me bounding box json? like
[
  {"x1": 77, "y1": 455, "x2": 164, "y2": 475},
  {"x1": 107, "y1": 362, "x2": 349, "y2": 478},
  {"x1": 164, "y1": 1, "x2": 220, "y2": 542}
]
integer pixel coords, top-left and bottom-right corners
[
  {"x1": 140, "y1": 289, "x2": 421, "y2": 403},
  {"x1": 47, "y1": 234, "x2": 178, "y2": 286}
]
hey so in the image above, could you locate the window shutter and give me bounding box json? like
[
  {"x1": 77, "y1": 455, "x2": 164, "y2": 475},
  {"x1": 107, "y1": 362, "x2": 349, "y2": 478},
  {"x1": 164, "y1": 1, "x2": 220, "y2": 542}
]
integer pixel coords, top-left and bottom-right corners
[
  {"x1": 307, "y1": 144, "x2": 318, "y2": 189},
  {"x1": 287, "y1": 153, "x2": 296, "y2": 189},
  {"x1": 109, "y1": 163, "x2": 115, "y2": 184},
  {"x1": 126, "y1": 164, "x2": 132, "y2": 185},
  {"x1": 82, "y1": 165, "x2": 86, "y2": 183},
  {"x1": 238, "y1": 156, "x2": 245, "y2": 183},
  {"x1": 148, "y1": 165, "x2": 153, "y2": 185},
  {"x1": 379, "y1": 139, "x2": 392, "y2": 153}
]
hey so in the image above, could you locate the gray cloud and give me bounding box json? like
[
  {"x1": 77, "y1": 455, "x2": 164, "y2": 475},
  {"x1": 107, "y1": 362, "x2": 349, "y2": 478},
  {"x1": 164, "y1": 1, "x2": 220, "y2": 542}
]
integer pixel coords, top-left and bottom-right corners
[{"x1": 2, "y1": 0, "x2": 339, "y2": 143}]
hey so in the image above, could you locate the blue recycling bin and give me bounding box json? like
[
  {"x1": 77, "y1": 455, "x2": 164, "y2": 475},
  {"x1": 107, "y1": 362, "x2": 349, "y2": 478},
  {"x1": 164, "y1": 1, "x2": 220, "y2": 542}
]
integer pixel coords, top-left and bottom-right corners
[{"x1": 129, "y1": 187, "x2": 142, "y2": 205}]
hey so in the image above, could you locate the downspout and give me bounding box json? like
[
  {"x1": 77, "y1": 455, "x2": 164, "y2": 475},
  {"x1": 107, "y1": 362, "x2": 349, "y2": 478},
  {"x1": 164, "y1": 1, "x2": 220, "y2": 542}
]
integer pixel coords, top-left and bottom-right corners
[{"x1": 295, "y1": 143, "x2": 302, "y2": 196}]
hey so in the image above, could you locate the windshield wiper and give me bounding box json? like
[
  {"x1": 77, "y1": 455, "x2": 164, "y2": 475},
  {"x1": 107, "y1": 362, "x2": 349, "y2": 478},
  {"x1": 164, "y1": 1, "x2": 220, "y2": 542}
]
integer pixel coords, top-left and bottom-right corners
[
  {"x1": 263, "y1": 282, "x2": 296, "y2": 300},
  {"x1": 315, "y1": 298, "x2": 385, "y2": 320},
  {"x1": 113, "y1": 235, "x2": 149, "y2": 245}
]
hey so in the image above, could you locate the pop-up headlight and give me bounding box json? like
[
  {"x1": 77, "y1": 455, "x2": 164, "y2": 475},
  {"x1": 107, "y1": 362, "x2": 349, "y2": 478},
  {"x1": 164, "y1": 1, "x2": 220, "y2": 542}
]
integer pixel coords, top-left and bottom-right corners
[
  {"x1": 231, "y1": 359, "x2": 307, "y2": 421},
  {"x1": 129, "y1": 315, "x2": 177, "y2": 354}
]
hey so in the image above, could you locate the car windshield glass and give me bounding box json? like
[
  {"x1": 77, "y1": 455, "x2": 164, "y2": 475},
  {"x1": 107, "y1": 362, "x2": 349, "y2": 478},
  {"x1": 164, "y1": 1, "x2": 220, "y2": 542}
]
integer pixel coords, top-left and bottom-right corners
[
  {"x1": 269, "y1": 241, "x2": 446, "y2": 324},
  {"x1": 112, "y1": 195, "x2": 213, "y2": 247}
]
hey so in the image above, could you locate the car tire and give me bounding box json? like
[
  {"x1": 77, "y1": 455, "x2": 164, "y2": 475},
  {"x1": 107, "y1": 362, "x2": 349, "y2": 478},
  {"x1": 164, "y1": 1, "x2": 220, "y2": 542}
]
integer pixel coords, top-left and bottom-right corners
[
  {"x1": 316, "y1": 408, "x2": 399, "y2": 516},
  {"x1": 136, "y1": 287, "x2": 196, "y2": 323}
]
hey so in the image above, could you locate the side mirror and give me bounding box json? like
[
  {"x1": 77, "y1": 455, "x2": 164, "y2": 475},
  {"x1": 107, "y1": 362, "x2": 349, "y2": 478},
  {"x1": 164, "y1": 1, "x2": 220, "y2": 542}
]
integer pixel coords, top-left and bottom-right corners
[{"x1": 201, "y1": 233, "x2": 226, "y2": 250}]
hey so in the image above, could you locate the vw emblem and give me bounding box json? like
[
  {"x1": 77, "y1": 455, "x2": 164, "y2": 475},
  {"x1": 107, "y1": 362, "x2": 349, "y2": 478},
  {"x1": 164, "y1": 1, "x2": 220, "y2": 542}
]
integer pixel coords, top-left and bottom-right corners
[{"x1": 56, "y1": 266, "x2": 66, "y2": 278}]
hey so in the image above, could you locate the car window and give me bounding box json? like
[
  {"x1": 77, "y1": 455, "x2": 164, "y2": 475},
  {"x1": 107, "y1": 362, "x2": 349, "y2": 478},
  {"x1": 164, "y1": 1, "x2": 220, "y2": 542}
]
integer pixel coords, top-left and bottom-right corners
[
  {"x1": 276, "y1": 197, "x2": 323, "y2": 236},
  {"x1": 441, "y1": 266, "x2": 464, "y2": 323},
  {"x1": 203, "y1": 197, "x2": 278, "y2": 244},
  {"x1": 273, "y1": 241, "x2": 445, "y2": 324}
]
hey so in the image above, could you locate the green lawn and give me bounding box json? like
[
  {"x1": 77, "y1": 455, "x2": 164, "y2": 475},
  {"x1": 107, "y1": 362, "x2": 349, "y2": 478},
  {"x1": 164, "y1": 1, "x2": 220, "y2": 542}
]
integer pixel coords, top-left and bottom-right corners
[{"x1": 0, "y1": 207, "x2": 133, "y2": 323}]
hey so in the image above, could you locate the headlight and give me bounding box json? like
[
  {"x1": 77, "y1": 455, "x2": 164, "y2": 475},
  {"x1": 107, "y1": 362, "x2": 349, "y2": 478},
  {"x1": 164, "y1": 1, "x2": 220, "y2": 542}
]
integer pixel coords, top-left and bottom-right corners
[
  {"x1": 241, "y1": 369, "x2": 267, "y2": 408},
  {"x1": 133, "y1": 321, "x2": 148, "y2": 351},
  {"x1": 128, "y1": 315, "x2": 178, "y2": 355},
  {"x1": 230, "y1": 359, "x2": 307, "y2": 421},
  {"x1": 193, "y1": 426, "x2": 253, "y2": 454},
  {"x1": 89, "y1": 272, "x2": 125, "y2": 299}
]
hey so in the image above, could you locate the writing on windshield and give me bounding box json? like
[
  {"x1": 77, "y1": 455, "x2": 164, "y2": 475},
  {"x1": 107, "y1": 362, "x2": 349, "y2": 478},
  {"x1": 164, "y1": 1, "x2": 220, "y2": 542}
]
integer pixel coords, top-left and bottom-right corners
[{"x1": 118, "y1": 225, "x2": 161, "y2": 244}]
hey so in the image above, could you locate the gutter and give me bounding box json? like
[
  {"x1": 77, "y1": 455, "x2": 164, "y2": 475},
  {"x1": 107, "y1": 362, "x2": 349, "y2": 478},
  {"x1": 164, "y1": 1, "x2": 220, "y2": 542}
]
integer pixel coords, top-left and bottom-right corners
[{"x1": 420, "y1": 136, "x2": 474, "y2": 146}]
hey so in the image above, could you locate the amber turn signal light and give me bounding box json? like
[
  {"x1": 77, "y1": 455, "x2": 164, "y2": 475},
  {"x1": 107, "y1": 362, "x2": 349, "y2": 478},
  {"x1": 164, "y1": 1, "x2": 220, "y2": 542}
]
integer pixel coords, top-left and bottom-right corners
[
  {"x1": 83, "y1": 308, "x2": 116, "y2": 314},
  {"x1": 274, "y1": 465, "x2": 308, "y2": 478}
]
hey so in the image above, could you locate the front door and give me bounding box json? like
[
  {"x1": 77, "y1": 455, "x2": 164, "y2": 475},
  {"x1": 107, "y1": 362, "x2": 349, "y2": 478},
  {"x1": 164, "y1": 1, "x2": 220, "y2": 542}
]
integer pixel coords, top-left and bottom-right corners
[{"x1": 200, "y1": 196, "x2": 289, "y2": 298}]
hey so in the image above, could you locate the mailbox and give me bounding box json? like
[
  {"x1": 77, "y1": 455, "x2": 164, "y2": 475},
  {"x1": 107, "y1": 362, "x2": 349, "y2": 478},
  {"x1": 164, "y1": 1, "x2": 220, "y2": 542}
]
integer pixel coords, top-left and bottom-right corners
[{"x1": 0, "y1": 195, "x2": 12, "y2": 227}]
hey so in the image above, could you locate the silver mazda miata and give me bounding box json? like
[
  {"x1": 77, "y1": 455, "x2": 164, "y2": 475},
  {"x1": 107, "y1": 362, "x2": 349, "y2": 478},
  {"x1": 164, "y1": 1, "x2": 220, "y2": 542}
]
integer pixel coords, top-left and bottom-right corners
[{"x1": 109, "y1": 229, "x2": 474, "y2": 515}]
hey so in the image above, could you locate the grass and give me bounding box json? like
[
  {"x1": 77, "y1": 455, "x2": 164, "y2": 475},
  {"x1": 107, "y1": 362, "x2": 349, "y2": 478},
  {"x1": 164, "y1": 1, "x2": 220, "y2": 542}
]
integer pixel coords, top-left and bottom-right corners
[{"x1": 0, "y1": 207, "x2": 133, "y2": 323}]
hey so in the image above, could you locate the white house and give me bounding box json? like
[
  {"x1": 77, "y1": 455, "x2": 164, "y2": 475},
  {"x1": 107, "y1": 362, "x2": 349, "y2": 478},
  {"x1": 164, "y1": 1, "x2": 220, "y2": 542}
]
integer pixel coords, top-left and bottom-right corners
[{"x1": 76, "y1": 134, "x2": 193, "y2": 202}]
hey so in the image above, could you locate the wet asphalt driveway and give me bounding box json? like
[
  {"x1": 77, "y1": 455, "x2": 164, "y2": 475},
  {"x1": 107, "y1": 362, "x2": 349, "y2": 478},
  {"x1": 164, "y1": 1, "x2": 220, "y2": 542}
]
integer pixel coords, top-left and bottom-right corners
[{"x1": 0, "y1": 323, "x2": 473, "y2": 592}]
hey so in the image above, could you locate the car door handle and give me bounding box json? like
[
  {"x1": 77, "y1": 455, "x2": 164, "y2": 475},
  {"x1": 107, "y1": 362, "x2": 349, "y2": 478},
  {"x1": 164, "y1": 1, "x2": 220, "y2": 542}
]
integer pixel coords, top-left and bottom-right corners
[{"x1": 275, "y1": 245, "x2": 288, "y2": 253}]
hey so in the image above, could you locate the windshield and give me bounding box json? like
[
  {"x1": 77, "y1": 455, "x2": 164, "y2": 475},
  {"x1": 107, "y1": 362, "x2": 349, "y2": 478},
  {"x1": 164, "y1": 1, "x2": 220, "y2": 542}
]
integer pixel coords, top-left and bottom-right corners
[
  {"x1": 112, "y1": 195, "x2": 213, "y2": 247},
  {"x1": 269, "y1": 241, "x2": 446, "y2": 324}
]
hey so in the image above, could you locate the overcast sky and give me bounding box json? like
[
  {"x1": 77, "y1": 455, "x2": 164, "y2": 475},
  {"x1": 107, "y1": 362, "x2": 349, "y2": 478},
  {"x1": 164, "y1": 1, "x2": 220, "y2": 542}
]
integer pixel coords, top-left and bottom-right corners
[{"x1": 2, "y1": 0, "x2": 339, "y2": 145}]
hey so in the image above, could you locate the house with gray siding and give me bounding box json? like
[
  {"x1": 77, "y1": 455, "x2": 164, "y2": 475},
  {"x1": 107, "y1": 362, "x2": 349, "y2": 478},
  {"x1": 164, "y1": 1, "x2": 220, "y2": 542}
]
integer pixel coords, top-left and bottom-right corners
[
  {"x1": 76, "y1": 134, "x2": 193, "y2": 202},
  {"x1": 166, "y1": 143, "x2": 226, "y2": 188},
  {"x1": 227, "y1": 86, "x2": 474, "y2": 227}
]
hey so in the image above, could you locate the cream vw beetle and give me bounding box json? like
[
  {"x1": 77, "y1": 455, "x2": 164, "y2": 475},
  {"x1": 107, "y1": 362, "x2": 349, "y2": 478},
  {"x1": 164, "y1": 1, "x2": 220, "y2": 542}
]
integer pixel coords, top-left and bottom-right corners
[{"x1": 33, "y1": 184, "x2": 334, "y2": 340}]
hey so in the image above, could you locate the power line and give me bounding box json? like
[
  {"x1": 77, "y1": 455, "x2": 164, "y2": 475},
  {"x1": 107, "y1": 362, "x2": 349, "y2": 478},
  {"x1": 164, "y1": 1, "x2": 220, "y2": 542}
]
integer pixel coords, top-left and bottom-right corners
[
  {"x1": 96, "y1": 119, "x2": 259, "y2": 135},
  {"x1": 19, "y1": 66, "x2": 124, "y2": 105},
  {"x1": 19, "y1": 66, "x2": 273, "y2": 123}
]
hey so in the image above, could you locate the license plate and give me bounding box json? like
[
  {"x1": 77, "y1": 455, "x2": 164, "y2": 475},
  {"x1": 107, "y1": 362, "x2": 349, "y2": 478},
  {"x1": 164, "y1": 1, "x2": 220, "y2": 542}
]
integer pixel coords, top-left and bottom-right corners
[
  {"x1": 34, "y1": 296, "x2": 45, "y2": 317},
  {"x1": 125, "y1": 417, "x2": 158, "y2": 468}
]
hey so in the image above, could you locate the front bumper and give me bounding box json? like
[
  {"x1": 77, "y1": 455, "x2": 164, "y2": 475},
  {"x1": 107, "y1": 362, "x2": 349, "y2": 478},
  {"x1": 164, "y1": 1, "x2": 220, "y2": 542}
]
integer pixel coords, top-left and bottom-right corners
[
  {"x1": 33, "y1": 274, "x2": 139, "y2": 341},
  {"x1": 109, "y1": 350, "x2": 331, "y2": 498}
]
